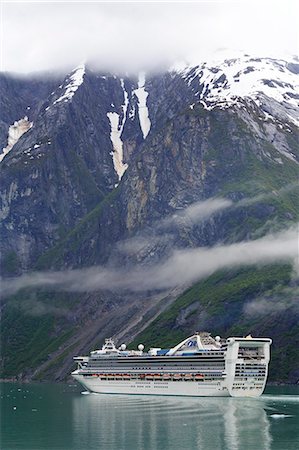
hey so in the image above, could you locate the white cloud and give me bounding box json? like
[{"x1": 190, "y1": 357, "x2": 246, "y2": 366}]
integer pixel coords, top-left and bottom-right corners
[
  {"x1": 162, "y1": 198, "x2": 233, "y2": 227},
  {"x1": 244, "y1": 286, "x2": 299, "y2": 316},
  {"x1": 116, "y1": 197, "x2": 233, "y2": 256},
  {"x1": 116, "y1": 185, "x2": 299, "y2": 257},
  {"x1": 1, "y1": 225, "x2": 298, "y2": 297},
  {"x1": 1, "y1": 1, "x2": 298, "y2": 73}
]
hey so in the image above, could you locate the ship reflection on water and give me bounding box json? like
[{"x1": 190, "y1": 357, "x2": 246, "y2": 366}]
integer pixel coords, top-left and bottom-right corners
[
  {"x1": 1, "y1": 383, "x2": 298, "y2": 450},
  {"x1": 72, "y1": 394, "x2": 273, "y2": 450}
]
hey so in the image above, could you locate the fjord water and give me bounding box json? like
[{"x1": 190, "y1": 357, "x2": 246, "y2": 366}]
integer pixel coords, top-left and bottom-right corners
[{"x1": 1, "y1": 383, "x2": 298, "y2": 450}]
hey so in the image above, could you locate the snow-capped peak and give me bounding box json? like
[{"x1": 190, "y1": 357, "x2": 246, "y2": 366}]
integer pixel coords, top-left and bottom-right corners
[
  {"x1": 53, "y1": 64, "x2": 85, "y2": 105},
  {"x1": 179, "y1": 54, "x2": 299, "y2": 127}
]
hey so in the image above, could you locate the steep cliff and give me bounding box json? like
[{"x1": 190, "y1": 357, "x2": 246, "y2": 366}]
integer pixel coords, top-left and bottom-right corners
[{"x1": 1, "y1": 55, "x2": 298, "y2": 382}]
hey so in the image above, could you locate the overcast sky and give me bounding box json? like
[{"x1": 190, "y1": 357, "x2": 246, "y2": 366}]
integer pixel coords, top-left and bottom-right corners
[{"x1": 1, "y1": 0, "x2": 298, "y2": 74}]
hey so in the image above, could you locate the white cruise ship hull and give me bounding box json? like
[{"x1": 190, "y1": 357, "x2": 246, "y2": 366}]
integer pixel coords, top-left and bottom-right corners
[{"x1": 72, "y1": 373, "x2": 231, "y2": 397}]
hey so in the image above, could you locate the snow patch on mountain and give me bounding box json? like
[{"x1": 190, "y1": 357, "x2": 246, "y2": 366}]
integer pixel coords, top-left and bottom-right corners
[
  {"x1": 53, "y1": 64, "x2": 85, "y2": 105},
  {"x1": 277, "y1": 148, "x2": 297, "y2": 162},
  {"x1": 107, "y1": 79, "x2": 129, "y2": 181},
  {"x1": 22, "y1": 139, "x2": 52, "y2": 161},
  {"x1": 107, "y1": 112, "x2": 128, "y2": 181},
  {"x1": 180, "y1": 55, "x2": 299, "y2": 127},
  {"x1": 134, "y1": 72, "x2": 151, "y2": 139},
  {"x1": 0, "y1": 117, "x2": 32, "y2": 163}
]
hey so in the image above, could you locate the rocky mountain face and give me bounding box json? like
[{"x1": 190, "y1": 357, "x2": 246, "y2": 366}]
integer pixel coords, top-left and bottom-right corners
[{"x1": 1, "y1": 55, "x2": 298, "y2": 383}]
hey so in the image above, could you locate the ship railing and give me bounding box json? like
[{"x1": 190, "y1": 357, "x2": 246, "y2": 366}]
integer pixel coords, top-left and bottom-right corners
[{"x1": 79, "y1": 368, "x2": 225, "y2": 375}]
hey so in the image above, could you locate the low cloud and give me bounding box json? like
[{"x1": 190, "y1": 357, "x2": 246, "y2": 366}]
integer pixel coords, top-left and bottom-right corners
[
  {"x1": 244, "y1": 286, "x2": 299, "y2": 316},
  {"x1": 236, "y1": 182, "x2": 299, "y2": 208},
  {"x1": 116, "y1": 234, "x2": 168, "y2": 256},
  {"x1": 116, "y1": 197, "x2": 232, "y2": 257},
  {"x1": 117, "y1": 184, "x2": 299, "y2": 257},
  {"x1": 1, "y1": 226, "x2": 298, "y2": 298},
  {"x1": 161, "y1": 198, "x2": 233, "y2": 228},
  {"x1": 13, "y1": 298, "x2": 69, "y2": 317}
]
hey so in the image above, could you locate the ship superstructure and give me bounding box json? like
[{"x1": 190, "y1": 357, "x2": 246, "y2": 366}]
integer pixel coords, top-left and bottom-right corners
[{"x1": 72, "y1": 333, "x2": 272, "y2": 397}]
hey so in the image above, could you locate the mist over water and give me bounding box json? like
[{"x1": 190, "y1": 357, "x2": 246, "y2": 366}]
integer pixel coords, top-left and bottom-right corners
[{"x1": 1, "y1": 383, "x2": 298, "y2": 450}]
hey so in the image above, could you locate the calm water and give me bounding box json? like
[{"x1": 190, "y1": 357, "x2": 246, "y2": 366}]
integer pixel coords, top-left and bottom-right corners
[{"x1": 0, "y1": 382, "x2": 298, "y2": 450}]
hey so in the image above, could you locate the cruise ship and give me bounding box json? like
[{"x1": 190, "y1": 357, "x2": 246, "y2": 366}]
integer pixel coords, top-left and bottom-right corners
[{"x1": 71, "y1": 332, "x2": 272, "y2": 397}]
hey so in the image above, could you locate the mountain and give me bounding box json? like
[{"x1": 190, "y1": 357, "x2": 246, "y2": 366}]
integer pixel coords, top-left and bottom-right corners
[
  {"x1": 179, "y1": 55, "x2": 299, "y2": 126},
  {"x1": 0, "y1": 54, "x2": 298, "y2": 383}
]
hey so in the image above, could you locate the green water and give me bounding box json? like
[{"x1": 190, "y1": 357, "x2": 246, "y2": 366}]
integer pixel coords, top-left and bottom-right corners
[{"x1": 0, "y1": 383, "x2": 298, "y2": 450}]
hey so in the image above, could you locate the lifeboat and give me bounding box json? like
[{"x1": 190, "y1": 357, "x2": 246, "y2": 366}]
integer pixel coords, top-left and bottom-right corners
[
  {"x1": 194, "y1": 374, "x2": 204, "y2": 380},
  {"x1": 162, "y1": 374, "x2": 171, "y2": 380},
  {"x1": 145, "y1": 374, "x2": 154, "y2": 380},
  {"x1": 184, "y1": 374, "x2": 193, "y2": 380},
  {"x1": 153, "y1": 374, "x2": 162, "y2": 380},
  {"x1": 173, "y1": 374, "x2": 182, "y2": 380},
  {"x1": 107, "y1": 374, "x2": 115, "y2": 379}
]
